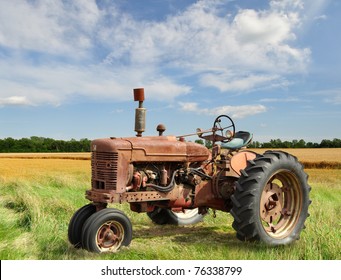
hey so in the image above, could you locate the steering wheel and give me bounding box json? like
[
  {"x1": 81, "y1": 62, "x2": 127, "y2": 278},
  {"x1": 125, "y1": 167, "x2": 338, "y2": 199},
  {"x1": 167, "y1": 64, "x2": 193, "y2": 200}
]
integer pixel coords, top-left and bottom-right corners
[{"x1": 212, "y1": 115, "x2": 235, "y2": 143}]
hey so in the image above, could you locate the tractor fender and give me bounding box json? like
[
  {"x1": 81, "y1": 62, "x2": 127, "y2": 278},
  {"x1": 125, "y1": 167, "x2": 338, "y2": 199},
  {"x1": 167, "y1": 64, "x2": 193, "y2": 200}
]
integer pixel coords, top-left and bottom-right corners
[{"x1": 230, "y1": 150, "x2": 257, "y2": 176}]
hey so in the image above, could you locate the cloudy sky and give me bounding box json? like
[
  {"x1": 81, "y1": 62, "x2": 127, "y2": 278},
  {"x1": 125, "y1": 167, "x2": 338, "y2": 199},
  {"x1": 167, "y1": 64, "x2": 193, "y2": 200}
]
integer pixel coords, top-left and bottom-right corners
[{"x1": 0, "y1": 0, "x2": 340, "y2": 142}]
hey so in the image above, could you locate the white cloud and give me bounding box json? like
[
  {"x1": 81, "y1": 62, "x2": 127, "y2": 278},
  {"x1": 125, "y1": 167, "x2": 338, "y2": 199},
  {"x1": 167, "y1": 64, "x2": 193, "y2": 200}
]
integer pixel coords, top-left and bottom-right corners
[
  {"x1": 297, "y1": 0, "x2": 331, "y2": 31},
  {"x1": 144, "y1": 78, "x2": 191, "y2": 101},
  {"x1": 200, "y1": 73, "x2": 284, "y2": 92},
  {"x1": 179, "y1": 102, "x2": 267, "y2": 119},
  {"x1": 326, "y1": 95, "x2": 341, "y2": 105},
  {"x1": 0, "y1": 96, "x2": 34, "y2": 106},
  {"x1": 0, "y1": 0, "x2": 100, "y2": 57},
  {"x1": 0, "y1": 60, "x2": 190, "y2": 106},
  {"x1": 270, "y1": 0, "x2": 304, "y2": 11},
  {"x1": 97, "y1": 0, "x2": 312, "y2": 96},
  {"x1": 233, "y1": 9, "x2": 296, "y2": 45},
  {"x1": 0, "y1": 0, "x2": 313, "y2": 106},
  {"x1": 178, "y1": 102, "x2": 199, "y2": 112},
  {"x1": 312, "y1": 89, "x2": 341, "y2": 105},
  {"x1": 259, "y1": 97, "x2": 300, "y2": 103},
  {"x1": 314, "y1": 14, "x2": 327, "y2": 21},
  {"x1": 100, "y1": 0, "x2": 310, "y2": 73}
]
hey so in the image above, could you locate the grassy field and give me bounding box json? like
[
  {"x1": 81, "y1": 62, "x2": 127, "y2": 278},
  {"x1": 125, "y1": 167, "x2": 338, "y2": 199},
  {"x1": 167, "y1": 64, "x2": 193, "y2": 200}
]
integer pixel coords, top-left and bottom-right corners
[{"x1": 0, "y1": 149, "x2": 340, "y2": 260}]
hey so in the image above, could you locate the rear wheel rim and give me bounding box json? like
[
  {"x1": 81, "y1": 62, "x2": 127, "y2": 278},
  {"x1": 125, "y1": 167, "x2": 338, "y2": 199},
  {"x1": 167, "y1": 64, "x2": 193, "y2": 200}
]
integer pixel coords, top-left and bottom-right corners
[
  {"x1": 172, "y1": 209, "x2": 199, "y2": 219},
  {"x1": 260, "y1": 170, "x2": 302, "y2": 239}
]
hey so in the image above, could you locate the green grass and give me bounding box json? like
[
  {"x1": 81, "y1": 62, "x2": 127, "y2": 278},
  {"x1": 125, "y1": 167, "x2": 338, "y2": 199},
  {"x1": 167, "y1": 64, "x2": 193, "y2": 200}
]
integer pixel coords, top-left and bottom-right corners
[{"x1": 0, "y1": 169, "x2": 340, "y2": 260}]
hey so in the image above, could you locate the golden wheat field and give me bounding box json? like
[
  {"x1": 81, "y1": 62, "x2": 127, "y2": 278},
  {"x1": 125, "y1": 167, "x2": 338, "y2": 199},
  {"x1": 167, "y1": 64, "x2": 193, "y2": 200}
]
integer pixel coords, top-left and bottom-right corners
[
  {"x1": 252, "y1": 148, "x2": 341, "y2": 169},
  {"x1": 0, "y1": 148, "x2": 340, "y2": 161},
  {"x1": 0, "y1": 149, "x2": 340, "y2": 183},
  {"x1": 0, "y1": 158, "x2": 90, "y2": 182},
  {"x1": 0, "y1": 152, "x2": 90, "y2": 160},
  {"x1": 251, "y1": 148, "x2": 341, "y2": 163}
]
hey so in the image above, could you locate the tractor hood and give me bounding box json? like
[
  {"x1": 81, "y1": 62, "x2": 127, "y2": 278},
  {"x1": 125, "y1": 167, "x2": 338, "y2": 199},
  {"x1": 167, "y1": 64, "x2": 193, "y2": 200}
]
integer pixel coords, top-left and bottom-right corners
[{"x1": 91, "y1": 136, "x2": 210, "y2": 163}]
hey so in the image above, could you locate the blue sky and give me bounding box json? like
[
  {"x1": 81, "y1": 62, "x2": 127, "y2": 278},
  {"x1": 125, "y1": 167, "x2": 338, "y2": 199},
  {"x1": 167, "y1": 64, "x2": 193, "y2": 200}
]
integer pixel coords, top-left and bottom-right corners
[{"x1": 0, "y1": 0, "x2": 340, "y2": 142}]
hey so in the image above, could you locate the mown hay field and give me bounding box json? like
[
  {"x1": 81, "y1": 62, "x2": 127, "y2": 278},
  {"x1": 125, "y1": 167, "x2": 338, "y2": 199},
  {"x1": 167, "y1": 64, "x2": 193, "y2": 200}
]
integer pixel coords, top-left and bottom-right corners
[
  {"x1": 0, "y1": 149, "x2": 340, "y2": 260},
  {"x1": 251, "y1": 148, "x2": 341, "y2": 168},
  {"x1": 251, "y1": 148, "x2": 341, "y2": 162},
  {"x1": 0, "y1": 152, "x2": 90, "y2": 160},
  {"x1": 1, "y1": 148, "x2": 340, "y2": 164}
]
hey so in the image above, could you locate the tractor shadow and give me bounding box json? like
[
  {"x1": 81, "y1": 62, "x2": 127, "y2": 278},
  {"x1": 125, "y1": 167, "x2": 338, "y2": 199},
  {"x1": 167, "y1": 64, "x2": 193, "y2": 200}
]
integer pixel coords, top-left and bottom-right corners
[{"x1": 132, "y1": 222, "x2": 251, "y2": 250}]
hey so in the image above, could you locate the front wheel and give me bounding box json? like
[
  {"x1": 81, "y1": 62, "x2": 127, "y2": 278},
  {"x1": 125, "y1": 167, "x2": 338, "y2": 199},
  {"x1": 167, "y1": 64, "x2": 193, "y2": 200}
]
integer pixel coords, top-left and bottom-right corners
[
  {"x1": 147, "y1": 207, "x2": 204, "y2": 225},
  {"x1": 231, "y1": 151, "x2": 311, "y2": 245},
  {"x1": 81, "y1": 208, "x2": 132, "y2": 253},
  {"x1": 68, "y1": 204, "x2": 96, "y2": 248}
]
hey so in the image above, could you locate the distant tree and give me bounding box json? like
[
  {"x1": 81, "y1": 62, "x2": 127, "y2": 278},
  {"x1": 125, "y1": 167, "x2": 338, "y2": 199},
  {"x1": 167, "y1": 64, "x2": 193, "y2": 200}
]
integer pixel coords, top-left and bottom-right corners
[
  {"x1": 332, "y1": 138, "x2": 341, "y2": 148},
  {"x1": 80, "y1": 138, "x2": 91, "y2": 152},
  {"x1": 195, "y1": 139, "x2": 204, "y2": 145},
  {"x1": 297, "y1": 139, "x2": 306, "y2": 148},
  {"x1": 18, "y1": 138, "x2": 33, "y2": 152},
  {"x1": 291, "y1": 139, "x2": 298, "y2": 148},
  {"x1": 0, "y1": 137, "x2": 92, "y2": 153},
  {"x1": 306, "y1": 142, "x2": 314, "y2": 148},
  {"x1": 249, "y1": 141, "x2": 261, "y2": 148},
  {"x1": 320, "y1": 139, "x2": 332, "y2": 148},
  {"x1": 261, "y1": 142, "x2": 272, "y2": 148},
  {"x1": 0, "y1": 136, "x2": 340, "y2": 152},
  {"x1": 4, "y1": 137, "x2": 15, "y2": 152},
  {"x1": 205, "y1": 140, "x2": 213, "y2": 149},
  {"x1": 282, "y1": 141, "x2": 292, "y2": 148},
  {"x1": 269, "y1": 139, "x2": 282, "y2": 148}
]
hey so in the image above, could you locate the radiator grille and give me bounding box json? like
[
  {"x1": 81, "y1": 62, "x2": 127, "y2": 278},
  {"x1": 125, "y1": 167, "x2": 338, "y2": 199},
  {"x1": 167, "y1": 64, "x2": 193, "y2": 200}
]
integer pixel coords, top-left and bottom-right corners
[{"x1": 91, "y1": 152, "x2": 118, "y2": 190}]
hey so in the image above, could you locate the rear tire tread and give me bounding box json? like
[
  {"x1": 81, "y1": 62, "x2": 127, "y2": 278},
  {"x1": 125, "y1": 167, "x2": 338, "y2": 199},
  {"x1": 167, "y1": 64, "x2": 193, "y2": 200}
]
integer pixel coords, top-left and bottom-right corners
[{"x1": 231, "y1": 151, "x2": 311, "y2": 246}]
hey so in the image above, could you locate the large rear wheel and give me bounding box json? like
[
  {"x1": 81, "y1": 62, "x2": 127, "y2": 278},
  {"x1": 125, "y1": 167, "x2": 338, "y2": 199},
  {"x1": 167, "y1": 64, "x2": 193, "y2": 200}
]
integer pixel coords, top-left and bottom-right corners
[{"x1": 231, "y1": 151, "x2": 311, "y2": 245}]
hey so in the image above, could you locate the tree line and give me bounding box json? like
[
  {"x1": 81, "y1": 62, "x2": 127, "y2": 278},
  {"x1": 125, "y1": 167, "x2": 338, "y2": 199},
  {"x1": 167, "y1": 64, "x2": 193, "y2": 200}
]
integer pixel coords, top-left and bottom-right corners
[
  {"x1": 0, "y1": 136, "x2": 340, "y2": 153},
  {"x1": 0, "y1": 137, "x2": 91, "y2": 153},
  {"x1": 248, "y1": 138, "x2": 341, "y2": 148}
]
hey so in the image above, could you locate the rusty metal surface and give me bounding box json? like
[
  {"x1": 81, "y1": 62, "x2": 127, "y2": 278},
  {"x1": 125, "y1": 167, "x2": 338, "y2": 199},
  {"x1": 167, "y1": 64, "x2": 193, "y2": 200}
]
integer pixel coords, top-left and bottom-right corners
[
  {"x1": 133, "y1": 88, "x2": 145, "y2": 101},
  {"x1": 260, "y1": 183, "x2": 283, "y2": 224},
  {"x1": 87, "y1": 184, "x2": 193, "y2": 204},
  {"x1": 91, "y1": 151, "x2": 118, "y2": 190},
  {"x1": 86, "y1": 88, "x2": 257, "y2": 214},
  {"x1": 259, "y1": 170, "x2": 302, "y2": 238},
  {"x1": 134, "y1": 88, "x2": 146, "y2": 137},
  {"x1": 230, "y1": 150, "x2": 257, "y2": 176},
  {"x1": 91, "y1": 140, "x2": 131, "y2": 194},
  {"x1": 91, "y1": 136, "x2": 210, "y2": 163},
  {"x1": 131, "y1": 136, "x2": 209, "y2": 162},
  {"x1": 156, "y1": 124, "x2": 166, "y2": 136},
  {"x1": 88, "y1": 135, "x2": 258, "y2": 212},
  {"x1": 194, "y1": 180, "x2": 227, "y2": 211}
]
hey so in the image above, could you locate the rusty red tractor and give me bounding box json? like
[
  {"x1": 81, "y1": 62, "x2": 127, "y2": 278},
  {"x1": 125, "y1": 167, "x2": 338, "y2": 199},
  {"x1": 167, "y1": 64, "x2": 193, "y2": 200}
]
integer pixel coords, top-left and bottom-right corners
[{"x1": 68, "y1": 88, "x2": 311, "y2": 253}]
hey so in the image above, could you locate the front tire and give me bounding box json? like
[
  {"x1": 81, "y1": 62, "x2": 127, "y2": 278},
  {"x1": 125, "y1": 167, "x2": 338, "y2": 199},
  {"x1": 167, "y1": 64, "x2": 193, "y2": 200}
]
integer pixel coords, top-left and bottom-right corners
[
  {"x1": 147, "y1": 207, "x2": 204, "y2": 225},
  {"x1": 68, "y1": 204, "x2": 96, "y2": 248},
  {"x1": 231, "y1": 151, "x2": 311, "y2": 245},
  {"x1": 81, "y1": 208, "x2": 132, "y2": 253}
]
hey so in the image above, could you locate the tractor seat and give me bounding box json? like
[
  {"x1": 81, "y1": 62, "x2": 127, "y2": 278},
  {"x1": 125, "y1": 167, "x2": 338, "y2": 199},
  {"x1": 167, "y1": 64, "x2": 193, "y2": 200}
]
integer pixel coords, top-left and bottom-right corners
[{"x1": 222, "y1": 131, "x2": 253, "y2": 150}]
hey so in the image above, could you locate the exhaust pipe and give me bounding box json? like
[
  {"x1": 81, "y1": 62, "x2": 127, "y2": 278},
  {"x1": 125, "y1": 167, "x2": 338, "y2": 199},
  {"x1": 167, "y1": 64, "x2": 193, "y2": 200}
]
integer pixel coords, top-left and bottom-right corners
[{"x1": 133, "y1": 88, "x2": 146, "y2": 137}]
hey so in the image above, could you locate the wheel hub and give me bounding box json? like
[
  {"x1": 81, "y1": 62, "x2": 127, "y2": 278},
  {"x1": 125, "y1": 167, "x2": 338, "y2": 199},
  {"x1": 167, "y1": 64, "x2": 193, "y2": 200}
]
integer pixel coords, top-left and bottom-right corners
[
  {"x1": 260, "y1": 183, "x2": 284, "y2": 227},
  {"x1": 97, "y1": 221, "x2": 123, "y2": 250}
]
